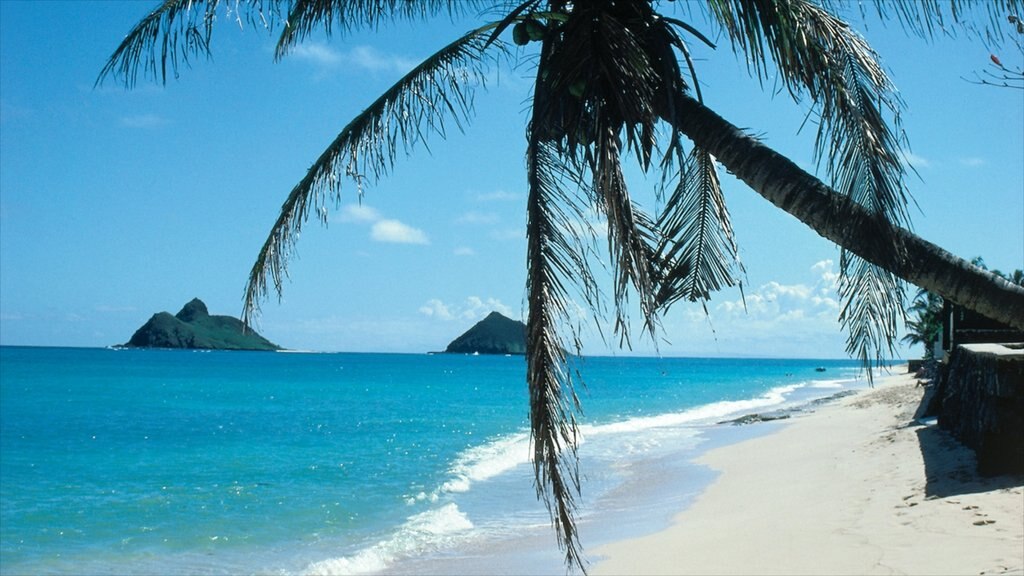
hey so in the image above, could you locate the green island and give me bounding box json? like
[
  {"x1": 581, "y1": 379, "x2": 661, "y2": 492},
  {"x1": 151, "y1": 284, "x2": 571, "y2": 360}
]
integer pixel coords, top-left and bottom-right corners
[
  {"x1": 444, "y1": 311, "x2": 526, "y2": 355},
  {"x1": 121, "y1": 298, "x2": 280, "y2": 351}
]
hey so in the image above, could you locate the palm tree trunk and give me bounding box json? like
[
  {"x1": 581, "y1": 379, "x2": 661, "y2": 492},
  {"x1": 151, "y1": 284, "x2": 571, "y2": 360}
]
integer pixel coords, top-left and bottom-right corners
[{"x1": 666, "y1": 93, "x2": 1024, "y2": 330}]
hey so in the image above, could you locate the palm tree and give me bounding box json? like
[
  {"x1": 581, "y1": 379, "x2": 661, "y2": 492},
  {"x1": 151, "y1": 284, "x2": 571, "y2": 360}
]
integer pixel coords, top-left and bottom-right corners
[
  {"x1": 902, "y1": 288, "x2": 945, "y2": 360},
  {"x1": 903, "y1": 261, "x2": 1023, "y2": 360},
  {"x1": 99, "y1": 1, "x2": 1024, "y2": 571}
]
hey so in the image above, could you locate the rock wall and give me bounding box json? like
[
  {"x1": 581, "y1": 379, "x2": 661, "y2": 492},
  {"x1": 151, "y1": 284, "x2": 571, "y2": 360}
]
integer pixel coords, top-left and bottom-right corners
[{"x1": 933, "y1": 343, "x2": 1024, "y2": 476}]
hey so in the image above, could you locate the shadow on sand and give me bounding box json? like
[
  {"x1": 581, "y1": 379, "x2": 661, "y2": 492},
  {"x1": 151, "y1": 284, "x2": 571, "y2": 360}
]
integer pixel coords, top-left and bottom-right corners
[{"x1": 914, "y1": 423, "x2": 1023, "y2": 499}]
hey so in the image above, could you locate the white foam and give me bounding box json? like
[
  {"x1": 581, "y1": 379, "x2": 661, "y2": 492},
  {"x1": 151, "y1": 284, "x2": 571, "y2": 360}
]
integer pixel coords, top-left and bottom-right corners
[
  {"x1": 582, "y1": 383, "x2": 804, "y2": 439},
  {"x1": 809, "y1": 379, "x2": 846, "y2": 389},
  {"x1": 440, "y1": 432, "x2": 532, "y2": 494},
  {"x1": 305, "y1": 503, "x2": 474, "y2": 576},
  {"x1": 435, "y1": 382, "x2": 824, "y2": 488}
]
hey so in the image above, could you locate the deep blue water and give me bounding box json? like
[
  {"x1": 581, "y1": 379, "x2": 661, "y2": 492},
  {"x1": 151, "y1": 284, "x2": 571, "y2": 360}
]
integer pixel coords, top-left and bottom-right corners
[{"x1": 0, "y1": 346, "x2": 874, "y2": 575}]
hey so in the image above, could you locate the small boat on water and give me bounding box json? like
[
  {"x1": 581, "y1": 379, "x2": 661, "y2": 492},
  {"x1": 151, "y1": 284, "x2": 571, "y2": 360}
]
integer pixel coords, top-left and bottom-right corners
[{"x1": 815, "y1": 366, "x2": 827, "y2": 372}]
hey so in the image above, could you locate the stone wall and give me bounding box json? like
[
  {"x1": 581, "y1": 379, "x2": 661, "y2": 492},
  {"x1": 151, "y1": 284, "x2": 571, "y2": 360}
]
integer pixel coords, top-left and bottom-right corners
[{"x1": 932, "y1": 343, "x2": 1024, "y2": 476}]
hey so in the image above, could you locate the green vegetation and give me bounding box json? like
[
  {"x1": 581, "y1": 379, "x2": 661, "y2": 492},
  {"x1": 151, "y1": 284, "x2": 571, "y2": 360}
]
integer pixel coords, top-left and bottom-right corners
[
  {"x1": 445, "y1": 312, "x2": 527, "y2": 355},
  {"x1": 123, "y1": 298, "x2": 280, "y2": 351},
  {"x1": 101, "y1": 2, "x2": 1024, "y2": 570},
  {"x1": 903, "y1": 259, "x2": 1024, "y2": 359},
  {"x1": 902, "y1": 289, "x2": 945, "y2": 360}
]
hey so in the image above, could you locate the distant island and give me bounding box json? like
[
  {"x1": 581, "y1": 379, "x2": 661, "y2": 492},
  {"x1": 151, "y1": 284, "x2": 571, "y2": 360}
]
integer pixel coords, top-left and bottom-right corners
[
  {"x1": 444, "y1": 311, "x2": 526, "y2": 355},
  {"x1": 120, "y1": 298, "x2": 280, "y2": 351}
]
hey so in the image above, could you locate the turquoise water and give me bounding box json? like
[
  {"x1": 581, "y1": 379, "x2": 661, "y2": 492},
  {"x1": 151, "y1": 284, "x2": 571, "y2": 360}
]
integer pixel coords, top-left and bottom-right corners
[{"x1": 0, "y1": 347, "x2": 872, "y2": 575}]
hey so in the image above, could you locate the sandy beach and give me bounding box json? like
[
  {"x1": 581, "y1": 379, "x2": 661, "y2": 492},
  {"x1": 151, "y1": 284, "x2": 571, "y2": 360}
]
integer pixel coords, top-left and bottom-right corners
[{"x1": 593, "y1": 370, "x2": 1024, "y2": 575}]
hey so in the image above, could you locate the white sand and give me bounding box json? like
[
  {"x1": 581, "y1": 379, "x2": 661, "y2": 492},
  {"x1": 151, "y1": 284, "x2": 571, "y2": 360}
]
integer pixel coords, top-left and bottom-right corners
[{"x1": 592, "y1": 371, "x2": 1024, "y2": 575}]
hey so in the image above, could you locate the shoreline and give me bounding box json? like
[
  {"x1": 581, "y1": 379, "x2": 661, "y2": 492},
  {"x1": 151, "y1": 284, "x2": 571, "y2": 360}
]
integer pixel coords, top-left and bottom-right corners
[
  {"x1": 592, "y1": 370, "x2": 1024, "y2": 575},
  {"x1": 378, "y1": 368, "x2": 878, "y2": 576}
]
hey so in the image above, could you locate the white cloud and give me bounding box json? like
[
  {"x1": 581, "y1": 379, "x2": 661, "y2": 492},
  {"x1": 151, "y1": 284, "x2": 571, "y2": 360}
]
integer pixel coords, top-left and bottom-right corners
[
  {"x1": 453, "y1": 246, "x2": 476, "y2": 256},
  {"x1": 419, "y1": 299, "x2": 454, "y2": 320},
  {"x1": 340, "y1": 204, "x2": 381, "y2": 223},
  {"x1": 462, "y1": 296, "x2": 513, "y2": 319},
  {"x1": 419, "y1": 297, "x2": 514, "y2": 321},
  {"x1": 337, "y1": 203, "x2": 428, "y2": 244},
  {"x1": 476, "y1": 190, "x2": 520, "y2": 202},
  {"x1": 958, "y1": 156, "x2": 987, "y2": 167},
  {"x1": 346, "y1": 45, "x2": 418, "y2": 74},
  {"x1": 901, "y1": 151, "x2": 931, "y2": 169},
  {"x1": 290, "y1": 43, "x2": 343, "y2": 66},
  {"x1": 371, "y1": 219, "x2": 429, "y2": 244},
  {"x1": 713, "y1": 260, "x2": 841, "y2": 323},
  {"x1": 291, "y1": 43, "x2": 416, "y2": 74},
  {"x1": 811, "y1": 259, "x2": 839, "y2": 285}
]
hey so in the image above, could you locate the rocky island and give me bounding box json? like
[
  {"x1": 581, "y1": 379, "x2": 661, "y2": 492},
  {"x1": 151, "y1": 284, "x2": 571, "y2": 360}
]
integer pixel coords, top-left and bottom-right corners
[
  {"x1": 121, "y1": 298, "x2": 280, "y2": 351},
  {"x1": 444, "y1": 311, "x2": 527, "y2": 355}
]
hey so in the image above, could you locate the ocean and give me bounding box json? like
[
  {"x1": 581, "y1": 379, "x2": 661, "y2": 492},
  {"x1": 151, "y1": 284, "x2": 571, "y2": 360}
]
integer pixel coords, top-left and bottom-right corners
[{"x1": 0, "y1": 346, "x2": 879, "y2": 575}]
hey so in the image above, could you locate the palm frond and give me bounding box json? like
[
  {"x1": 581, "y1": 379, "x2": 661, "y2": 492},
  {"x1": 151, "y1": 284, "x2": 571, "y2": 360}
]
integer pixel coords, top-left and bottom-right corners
[
  {"x1": 705, "y1": 0, "x2": 913, "y2": 371},
  {"x1": 654, "y1": 144, "x2": 742, "y2": 310},
  {"x1": 706, "y1": 0, "x2": 909, "y2": 217},
  {"x1": 97, "y1": 0, "x2": 282, "y2": 88},
  {"x1": 795, "y1": 3, "x2": 911, "y2": 223},
  {"x1": 525, "y1": 137, "x2": 595, "y2": 576},
  {"x1": 274, "y1": 0, "x2": 493, "y2": 59},
  {"x1": 838, "y1": 250, "x2": 905, "y2": 380},
  {"x1": 791, "y1": 2, "x2": 913, "y2": 371},
  {"x1": 585, "y1": 125, "x2": 661, "y2": 346},
  {"x1": 242, "y1": 24, "x2": 502, "y2": 324},
  {"x1": 863, "y1": 0, "x2": 1024, "y2": 42},
  {"x1": 538, "y1": 3, "x2": 690, "y2": 346}
]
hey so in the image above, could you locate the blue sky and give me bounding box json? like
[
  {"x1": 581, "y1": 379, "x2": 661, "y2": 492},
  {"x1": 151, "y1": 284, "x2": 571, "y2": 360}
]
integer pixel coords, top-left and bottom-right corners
[{"x1": 1, "y1": 1, "x2": 1021, "y2": 358}]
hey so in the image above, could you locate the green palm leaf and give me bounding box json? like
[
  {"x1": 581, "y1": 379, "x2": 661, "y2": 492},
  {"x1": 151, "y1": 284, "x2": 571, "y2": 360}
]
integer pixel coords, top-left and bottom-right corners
[
  {"x1": 525, "y1": 138, "x2": 596, "y2": 574},
  {"x1": 655, "y1": 145, "x2": 742, "y2": 309},
  {"x1": 703, "y1": 0, "x2": 915, "y2": 375},
  {"x1": 243, "y1": 24, "x2": 503, "y2": 322},
  {"x1": 274, "y1": 0, "x2": 492, "y2": 59},
  {"x1": 864, "y1": 0, "x2": 1023, "y2": 41},
  {"x1": 839, "y1": 251, "x2": 904, "y2": 371},
  {"x1": 103, "y1": 3, "x2": 1024, "y2": 574},
  {"x1": 97, "y1": 0, "x2": 285, "y2": 88}
]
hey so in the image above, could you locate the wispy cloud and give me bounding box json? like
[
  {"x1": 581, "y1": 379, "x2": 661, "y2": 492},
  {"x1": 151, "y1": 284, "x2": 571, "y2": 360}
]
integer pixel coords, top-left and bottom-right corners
[
  {"x1": 476, "y1": 190, "x2": 520, "y2": 202},
  {"x1": 901, "y1": 151, "x2": 931, "y2": 169},
  {"x1": 650, "y1": 259, "x2": 852, "y2": 357},
  {"x1": 418, "y1": 299, "x2": 454, "y2": 320},
  {"x1": 717, "y1": 260, "x2": 839, "y2": 319},
  {"x1": 346, "y1": 45, "x2": 418, "y2": 74},
  {"x1": 453, "y1": 246, "x2": 476, "y2": 256},
  {"x1": 289, "y1": 43, "x2": 343, "y2": 66},
  {"x1": 371, "y1": 219, "x2": 429, "y2": 244},
  {"x1": 340, "y1": 204, "x2": 381, "y2": 223},
  {"x1": 958, "y1": 156, "x2": 987, "y2": 167},
  {"x1": 419, "y1": 296, "x2": 513, "y2": 321},
  {"x1": 120, "y1": 113, "x2": 168, "y2": 129},
  {"x1": 338, "y1": 202, "x2": 429, "y2": 244},
  {"x1": 290, "y1": 43, "x2": 417, "y2": 75}
]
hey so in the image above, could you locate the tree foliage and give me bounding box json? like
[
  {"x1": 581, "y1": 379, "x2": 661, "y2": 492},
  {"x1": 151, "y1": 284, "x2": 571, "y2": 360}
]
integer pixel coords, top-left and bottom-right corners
[
  {"x1": 903, "y1": 260, "x2": 1024, "y2": 359},
  {"x1": 100, "y1": 1, "x2": 1024, "y2": 572}
]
